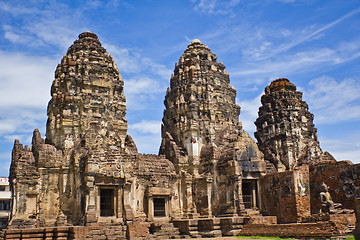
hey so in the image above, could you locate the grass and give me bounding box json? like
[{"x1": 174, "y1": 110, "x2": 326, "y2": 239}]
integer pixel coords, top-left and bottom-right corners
[
  {"x1": 237, "y1": 236, "x2": 295, "y2": 240},
  {"x1": 237, "y1": 235, "x2": 357, "y2": 240},
  {"x1": 345, "y1": 236, "x2": 357, "y2": 240}
]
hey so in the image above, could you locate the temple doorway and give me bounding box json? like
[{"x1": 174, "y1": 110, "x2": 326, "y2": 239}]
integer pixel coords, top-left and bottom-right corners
[{"x1": 100, "y1": 188, "x2": 115, "y2": 216}]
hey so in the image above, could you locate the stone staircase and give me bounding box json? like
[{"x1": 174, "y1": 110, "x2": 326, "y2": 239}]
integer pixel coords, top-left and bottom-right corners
[
  {"x1": 244, "y1": 209, "x2": 277, "y2": 225},
  {"x1": 148, "y1": 222, "x2": 181, "y2": 239},
  {"x1": 346, "y1": 224, "x2": 356, "y2": 234},
  {"x1": 244, "y1": 209, "x2": 261, "y2": 216},
  {"x1": 86, "y1": 219, "x2": 127, "y2": 240}
]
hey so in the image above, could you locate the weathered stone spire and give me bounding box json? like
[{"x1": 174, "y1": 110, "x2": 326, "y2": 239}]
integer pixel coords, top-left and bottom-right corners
[
  {"x1": 255, "y1": 78, "x2": 322, "y2": 171},
  {"x1": 46, "y1": 31, "x2": 128, "y2": 150},
  {"x1": 160, "y1": 40, "x2": 265, "y2": 217},
  {"x1": 160, "y1": 39, "x2": 240, "y2": 160}
]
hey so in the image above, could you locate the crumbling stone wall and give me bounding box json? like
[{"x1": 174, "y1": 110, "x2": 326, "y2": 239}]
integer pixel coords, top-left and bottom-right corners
[
  {"x1": 9, "y1": 140, "x2": 39, "y2": 228},
  {"x1": 260, "y1": 165, "x2": 310, "y2": 223},
  {"x1": 310, "y1": 161, "x2": 360, "y2": 213}
]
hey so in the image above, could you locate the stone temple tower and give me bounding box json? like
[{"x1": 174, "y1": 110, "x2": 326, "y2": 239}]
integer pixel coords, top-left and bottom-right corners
[
  {"x1": 160, "y1": 39, "x2": 266, "y2": 217},
  {"x1": 254, "y1": 78, "x2": 322, "y2": 171},
  {"x1": 46, "y1": 31, "x2": 128, "y2": 151},
  {"x1": 160, "y1": 39, "x2": 241, "y2": 173}
]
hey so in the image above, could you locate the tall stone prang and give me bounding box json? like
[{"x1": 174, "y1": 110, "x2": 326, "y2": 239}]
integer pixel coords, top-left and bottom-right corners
[
  {"x1": 160, "y1": 39, "x2": 266, "y2": 217},
  {"x1": 8, "y1": 32, "x2": 176, "y2": 235},
  {"x1": 46, "y1": 31, "x2": 127, "y2": 151},
  {"x1": 160, "y1": 39, "x2": 241, "y2": 169},
  {"x1": 254, "y1": 78, "x2": 322, "y2": 171}
]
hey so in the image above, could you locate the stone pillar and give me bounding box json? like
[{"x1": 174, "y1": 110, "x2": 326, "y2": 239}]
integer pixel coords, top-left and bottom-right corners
[
  {"x1": 256, "y1": 180, "x2": 262, "y2": 210},
  {"x1": 354, "y1": 198, "x2": 360, "y2": 238},
  {"x1": 166, "y1": 196, "x2": 170, "y2": 218},
  {"x1": 117, "y1": 186, "x2": 123, "y2": 220},
  {"x1": 123, "y1": 181, "x2": 134, "y2": 220},
  {"x1": 147, "y1": 197, "x2": 154, "y2": 221},
  {"x1": 293, "y1": 165, "x2": 311, "y2": 222},
  {"x1": 185, "y1": 179, "x2": 196, "y2": 217},
  {"x1": 252, "y1": 182, "x2": 257, "y2": 209},
  {"x1": 207, "y1": 179, "x2": 213, "y2": 217},
  {"x1": 234, "y1": 175, "x2": 244, "y2": 215},
  {"x1": 85, "y1": 182, "x2": 97, "y2": 224}
]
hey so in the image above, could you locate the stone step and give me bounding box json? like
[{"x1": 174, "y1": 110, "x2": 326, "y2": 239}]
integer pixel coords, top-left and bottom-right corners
[{"x1": 245, "y1": 209, "x2": 261, "y2": 216}]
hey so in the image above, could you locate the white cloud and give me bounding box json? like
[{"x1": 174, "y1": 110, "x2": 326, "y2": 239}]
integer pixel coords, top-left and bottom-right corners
[
  {"x1": 191, "y1": 0, "x2": 241, "y2": 15},
  {"x1": 304, "y1": 76, "x2": 360, "y2": 124},
  {"x1": 239, "y1": 7, "x2": 360, "y2": 61},
  {"x1": 104, "y1": 44, "x2": 143, "y2": 73},
  {"x1": 237, "y1": 94, "x2": 262, "y2": 134},
  {"x1": 129, "y1": 134, "x2": 161, "y2": 154},
  {"x1": 192, "y1": 0, "x2": 217, "y2": 14},
  {"x1": 141, "y1": 58, "x2": 172, "y2": 80},
  {"x1": 105, "y1": 43, "x2": 171, "y2": 78},
  {"x1": 0, "y1": 2, "x2": 41, "y2": 16},
  {"x1": 128, "y1": 120, "x2": 161, "y2": 135},
  {"x1": 232, "y1": 48, "x2": 337, "y2": 79},
  {"x1": 0, "y1": 51, "x2": 54, "y2": 108},
  {"x1": 125, "y1": 77, "x2": 164, "y2": 95},
  {"x1": 0, "y1": 2, "x2": 85, "y2": 51},
  {"x1": 320, "y1": 131, "x2": 360, "y2": 164},
  {"x1": 0, "y1": 51, "x2": 51, "y2": 151}
]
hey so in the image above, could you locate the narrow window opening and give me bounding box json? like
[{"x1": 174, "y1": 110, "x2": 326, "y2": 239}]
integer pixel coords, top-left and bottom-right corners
[
  {"x1": 0, "y1": 200, "x2": 10, "y2": 210},
  {"x1": 153, "y1": 198, "x2": 166, "y2": 217},
  {"x1": 100, "y1": 189, "x2": 114, "y2": 216}
]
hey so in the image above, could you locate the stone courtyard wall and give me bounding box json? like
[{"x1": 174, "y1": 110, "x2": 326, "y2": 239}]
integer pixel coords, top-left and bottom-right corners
[
  {"x1": 309, "y1": 161, "x2": 360, "y2": 214},
  {"x1": 260, "y1": 166, "x2": 310, "y2": 223}
]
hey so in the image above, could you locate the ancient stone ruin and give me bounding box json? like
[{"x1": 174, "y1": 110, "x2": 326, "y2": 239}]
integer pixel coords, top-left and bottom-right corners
[
  {"x1": 254, "y1": 78, "x2": 323, "y2": 172},
  {"x1": 2, "y1": 32, "x2": 359, "y2": 239}
]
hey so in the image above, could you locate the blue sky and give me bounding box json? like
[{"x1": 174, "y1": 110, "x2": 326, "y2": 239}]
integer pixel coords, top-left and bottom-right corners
[{"x1": 0, "y1": 0, "x2": 360, "y2": 176}]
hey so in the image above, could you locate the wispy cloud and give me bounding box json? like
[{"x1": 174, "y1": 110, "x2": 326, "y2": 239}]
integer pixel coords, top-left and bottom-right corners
[
  {"x1": 237, "y1": 94, "x2": 262, "y2": 134},
  {"x1": 252, "y1": 7, "x2": 360, "y2": 60},
  {"x1": 230, "y1": 36, "x2": 360, "y2": 89},
  {"x1": 128, "y1": 120, "x2": 161, "y2": 135},
  {"x1": 232, "y1": 48, "x2": 337, "y2": 80},
  {"x1": 305, "y1": 76, "x2": 360, "y2": 124},
  {"x1": 0, "y1": 2, "x2": 82, "y2": 51},
  {"x1": 127, "y1": 121, "x2": 162, "y2": 154},
  {"x1": 237, "y1": 75, "x2": 360, "y2": 135},
  {"x1": 320, "y1": 131, "x2": 360, "y2": 162},
  {"x1": 191, "y1": 0, "x2": 241, "y2": 15}
]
